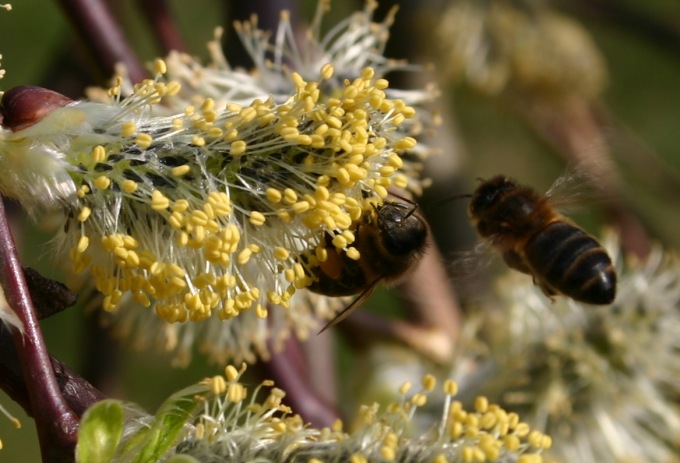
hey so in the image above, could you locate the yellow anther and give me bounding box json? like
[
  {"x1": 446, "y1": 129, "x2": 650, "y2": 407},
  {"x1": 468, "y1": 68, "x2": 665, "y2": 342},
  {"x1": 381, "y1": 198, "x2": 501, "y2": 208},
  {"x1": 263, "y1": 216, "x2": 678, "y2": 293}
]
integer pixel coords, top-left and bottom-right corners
[
  {"x1": 77, "y1": 207, "x2": 91, "y2": 222},
  {"x1": 283, "y1": 188, "x2": 298, "y2": 204},
  {"x1": 91, "y1": 145, "x2": 106, "y2": 163},
  {"x1": 76, "y1": 236, "x2": 89, "y2": 253},
  {"x1": 237, "y1": 248, "x2": 252, "y2": 265},
  {"x1": 191, "y1": 135, "x2": 206, "y2": 147},
  {"x1": 135, "y1": 133, "x2": 153, "y2": 148},
  {"x1": 121, "y1": 179, "x2": 138, "y2": 193},
  {"x1": 346, "y1": 247, "x2": 360, "y2": 260},
  {"x1": 320, "y1": 63, "x2": 334, "y2": 80},
  {"x1": 249, "y1": 211, "x2": 266, "y2": 226},
  {"x1": 273, "y1": 247, "x2": 290, "y2": 261},
  {"x1": 224, "y1": 365, "x2": 240, "y2": 381},
  {"x1": 266, "y1": 188, "x2": 282, "y2": 203},
  {"x1": 422, "y1": 374, "x2": 436, "y2": 392},
  {"x1": 331, "y1": 235, "x2": 348, "y2": 249},
  {"x1": 255, "y1": 304, "x2": 267, "y2": 319},
  {"x1": 292, "y1": 201, "x2": 310, "y2": 214},
  {"x1": 121, "y1": 122, "x2": 137, "y2": 137},
  {"x1": 399, "y1": 381, "x2": 412, "y2": 395},
  {"x1": 94, "y1": 176, "x2": 111, "y2": 190},
  {"x1": 443, "y1": 379, "x2": 458, "y2": 396},
  {"x1": 475, "y1": 396, "x2": 489, "y2": 413},
  {"x1": 171, "y1": 165, "x2": 191, "y2": 176},
  {"x1": 154, "y1": 58, "x2": 167, "y2": 75},
  {"x1": 151, "y1": 190, "x2": 170, "y2": 210},
  {"x1": 394, "y1": 137, "x2": 417, "y2": 150}
]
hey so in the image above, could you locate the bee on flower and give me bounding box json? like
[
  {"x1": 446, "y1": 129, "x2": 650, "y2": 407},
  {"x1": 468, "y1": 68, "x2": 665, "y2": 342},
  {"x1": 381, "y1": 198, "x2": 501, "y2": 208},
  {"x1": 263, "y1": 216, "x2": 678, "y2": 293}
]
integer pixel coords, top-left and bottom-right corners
[{"x1": 0, "y1": 2, "x2": 436, "y2": 364}]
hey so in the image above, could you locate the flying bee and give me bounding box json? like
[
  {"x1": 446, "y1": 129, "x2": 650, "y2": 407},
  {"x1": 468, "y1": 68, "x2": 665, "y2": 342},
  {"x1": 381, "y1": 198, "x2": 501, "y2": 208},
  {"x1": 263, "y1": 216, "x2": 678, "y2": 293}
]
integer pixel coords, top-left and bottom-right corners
[
  {"x1": 308, "y1": 197, "x2": 429, "y2": 332},
  {"x1": 468, "y1": 175, "x2": 616, "y2": 305}
]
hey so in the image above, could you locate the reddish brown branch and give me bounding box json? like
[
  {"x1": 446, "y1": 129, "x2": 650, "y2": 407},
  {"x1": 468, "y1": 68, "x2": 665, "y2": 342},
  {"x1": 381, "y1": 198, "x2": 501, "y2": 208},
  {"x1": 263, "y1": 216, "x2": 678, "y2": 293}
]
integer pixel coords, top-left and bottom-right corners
[
  {"x1": 0, "y1": 197, "x2": 80, "y2": 463},
  {"x1": 56, "y1": 0, "x2": 147, "y2": 82}
]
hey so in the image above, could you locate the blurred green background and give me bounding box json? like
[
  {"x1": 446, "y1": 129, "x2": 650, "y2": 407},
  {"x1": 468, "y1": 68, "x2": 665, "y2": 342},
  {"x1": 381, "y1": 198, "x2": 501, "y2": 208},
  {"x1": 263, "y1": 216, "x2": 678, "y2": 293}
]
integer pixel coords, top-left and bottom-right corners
[{"x1": 1, "y1": 0, "x2": 680, "y2": 461}]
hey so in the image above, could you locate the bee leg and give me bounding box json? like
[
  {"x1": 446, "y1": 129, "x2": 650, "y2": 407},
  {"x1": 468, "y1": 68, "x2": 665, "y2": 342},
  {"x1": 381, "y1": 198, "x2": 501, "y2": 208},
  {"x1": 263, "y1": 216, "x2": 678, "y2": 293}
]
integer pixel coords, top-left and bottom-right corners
[{"x1": 537, "y1": 281, "x2": 558, "y2": 302}]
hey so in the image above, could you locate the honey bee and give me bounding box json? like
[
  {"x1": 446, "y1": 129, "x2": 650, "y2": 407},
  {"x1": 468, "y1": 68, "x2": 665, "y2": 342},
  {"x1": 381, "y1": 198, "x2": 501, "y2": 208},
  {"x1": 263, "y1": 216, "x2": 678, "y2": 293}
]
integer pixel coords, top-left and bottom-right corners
[
  {"x1": 309, "y1": 197, "x2": 429, "y2": 332},
  {"x1": 468, "y1": 175, "x2": 616, "y2": 304}
]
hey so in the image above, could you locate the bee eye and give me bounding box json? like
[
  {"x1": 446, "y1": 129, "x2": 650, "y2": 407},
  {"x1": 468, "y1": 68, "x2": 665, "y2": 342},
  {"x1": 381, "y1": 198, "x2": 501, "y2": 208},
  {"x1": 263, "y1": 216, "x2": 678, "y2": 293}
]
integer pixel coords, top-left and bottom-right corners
[{"x1": 380, "y1": 215, "x2": 427, "y2": 256}]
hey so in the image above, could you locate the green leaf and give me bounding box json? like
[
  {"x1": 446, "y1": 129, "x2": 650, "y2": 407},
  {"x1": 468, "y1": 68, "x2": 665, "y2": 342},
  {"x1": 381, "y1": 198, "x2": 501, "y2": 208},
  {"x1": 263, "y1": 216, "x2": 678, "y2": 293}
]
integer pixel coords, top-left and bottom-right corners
[
  {"x1": 126, "y1": 384, "x2": 207, "y2": 463},
  {"x1": 76, "y1": 400, "x2": 125, "y2": 463}
]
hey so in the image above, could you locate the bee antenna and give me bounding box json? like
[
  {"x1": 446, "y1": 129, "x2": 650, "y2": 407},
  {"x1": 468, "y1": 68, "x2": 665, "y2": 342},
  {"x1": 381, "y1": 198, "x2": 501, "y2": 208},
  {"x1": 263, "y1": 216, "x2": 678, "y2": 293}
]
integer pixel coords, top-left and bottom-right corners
[{"x1": 426, "y1": 193, "x2": 473, "y2": 211}]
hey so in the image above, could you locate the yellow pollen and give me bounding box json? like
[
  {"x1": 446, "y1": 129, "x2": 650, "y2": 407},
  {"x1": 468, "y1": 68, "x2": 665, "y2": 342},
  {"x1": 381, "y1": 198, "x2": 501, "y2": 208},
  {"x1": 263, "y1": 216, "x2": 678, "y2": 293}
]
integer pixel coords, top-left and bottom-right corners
[
  {"x1": 171, "y1": 165, "x2": 191, "y2": 177},
  {"x1": 346, "y1": 247, "x2": 360, "y2": 260},
  {"x1": 94, "y1": 176, "x2": 111, "y2": 190},
  {"x1": 121, "y1": 179, "x2": 138, "y2": 193},
  {"x1": 394, "y1": 137, "x2": 417, "y2": 150},
  {"x1": 231, "y1": 140, "x2": 246, "y2": 156},
  {"x1": 191, "y1": 135, "x2": 206, "y2": 147},
  {"x1": 154, "y1": 58, "x2": 167, "y2": 75},
  {"x1": 76, "y1": 236, "x2": 89, "y2": 253},
  {"x1": 283, "y1": 188, "x2": 298, "y2": 204},
  {"x1": 443, "y1": 379, "x2": 458, "y2": 396},
  {"x1": 292, "y1": 201, "x2": 310, "y2": 214},
  {"x1": 249, "y1": 211, "x2": 266, "y2": 226},
  {"x1": 151, "y1": 190, "x2": 170, "y2": 210},
  {"x1": 224, "y1": 365, "x2": 239, "y2": 381},
  {"x1": 266, "y1": 188, "x2": 282, "y2": 203},
  {"x1": 91, "y1": 145, "x2": 106, "y2": 163},
  {"x1": 237, "y1": 248, "x2": 252, "y2": 265},
  {"x1": 399, "y1": 382, "x2": 412, "y2": 397},
  {"x1": 273, "y1": 247, "x2": 290, "y2": 261},
  {"x1": 475, "y1": 396, "x2": 489, "y2": 413},
  {"x1": 320, "y1": 63, "x2": 335, "y2": 80},
  {"x1": 77, "y1": 207, "x2": 91, "y2": 222},
  {"x1": 121, "y1": 122, "x2": 137, "y2": 137},
  {"x1": 422, "y1": 374, "x2": 436, "y2": 392},
  {"x1": 135, "y1": 133, "x2": 153, "y2": 148}
]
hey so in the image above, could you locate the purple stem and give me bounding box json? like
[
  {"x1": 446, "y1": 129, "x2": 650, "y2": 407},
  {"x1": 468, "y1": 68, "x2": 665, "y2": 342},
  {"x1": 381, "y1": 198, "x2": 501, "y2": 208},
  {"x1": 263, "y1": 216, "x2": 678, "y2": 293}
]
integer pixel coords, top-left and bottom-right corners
[
  {"x1": 0, "y1": 198, "x2": 79, "y2": 463},
  {"x1": 262, "y1": 336, "x2": 339, "y2": 428},
  {"x1": 56, "y1": 0, "x2": 148, "y2": 83}
]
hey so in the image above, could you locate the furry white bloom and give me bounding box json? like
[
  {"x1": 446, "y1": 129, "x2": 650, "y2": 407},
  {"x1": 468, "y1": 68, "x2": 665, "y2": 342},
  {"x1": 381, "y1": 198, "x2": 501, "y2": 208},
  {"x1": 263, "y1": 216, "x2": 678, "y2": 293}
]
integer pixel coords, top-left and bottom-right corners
[
  {"x1": 452, "y1": 235, "x2": 680, "y2": 462},
  {"x1": 0, "y1": 4, "x2": 435, "y2": 364},
  {"x1": 76, "y1": 363, "x2": 552, "y2": 463}
]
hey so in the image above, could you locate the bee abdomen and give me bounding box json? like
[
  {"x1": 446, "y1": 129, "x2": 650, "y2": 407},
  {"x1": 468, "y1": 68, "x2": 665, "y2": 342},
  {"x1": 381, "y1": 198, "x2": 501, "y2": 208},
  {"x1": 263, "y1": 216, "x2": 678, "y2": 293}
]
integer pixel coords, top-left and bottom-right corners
[{"x1": 525, "y1": 221, "x2": 616, "y2": 304}]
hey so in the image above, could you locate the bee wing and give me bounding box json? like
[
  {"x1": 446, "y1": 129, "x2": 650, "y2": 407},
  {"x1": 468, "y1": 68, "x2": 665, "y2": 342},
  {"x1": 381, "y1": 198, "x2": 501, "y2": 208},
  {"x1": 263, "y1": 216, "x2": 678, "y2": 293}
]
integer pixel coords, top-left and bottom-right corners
[
  {"x1": 317, "y1": 280, "x2": 382, "y2": 334},
  {"x1": 545, "y1": 166, "x2": 612, "y2": 213}
]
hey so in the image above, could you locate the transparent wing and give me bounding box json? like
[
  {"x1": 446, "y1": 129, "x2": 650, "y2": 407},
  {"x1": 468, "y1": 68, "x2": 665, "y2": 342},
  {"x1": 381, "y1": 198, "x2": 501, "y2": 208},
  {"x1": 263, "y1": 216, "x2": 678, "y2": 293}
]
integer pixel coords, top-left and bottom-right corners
[{"x1": 545, "y1": 165, "x2": 613, "y2": 213}]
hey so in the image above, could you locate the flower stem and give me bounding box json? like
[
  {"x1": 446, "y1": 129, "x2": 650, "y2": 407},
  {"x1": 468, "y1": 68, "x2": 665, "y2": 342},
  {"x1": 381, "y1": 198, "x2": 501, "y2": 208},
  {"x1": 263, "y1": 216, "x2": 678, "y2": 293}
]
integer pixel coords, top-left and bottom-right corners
[{"x1": 0, "y1": 198, "x2": 80, "y2": 462}]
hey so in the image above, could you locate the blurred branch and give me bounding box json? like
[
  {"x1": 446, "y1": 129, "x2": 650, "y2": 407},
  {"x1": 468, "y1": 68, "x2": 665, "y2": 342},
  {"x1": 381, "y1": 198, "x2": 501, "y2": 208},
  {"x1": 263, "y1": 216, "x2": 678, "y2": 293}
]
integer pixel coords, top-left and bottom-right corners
[
  {"x1": 555, "y1": 0, "x2": 680, "y2": 57},
  {"x1": 137, "y1": 0, "x2": 189, "y2": 54},
  {"x1": 335, "y1": 239, "x2": 461, "y2": 364},
  {"x1": 56, "y1": 0, "x2": 147, "y2": 82}
]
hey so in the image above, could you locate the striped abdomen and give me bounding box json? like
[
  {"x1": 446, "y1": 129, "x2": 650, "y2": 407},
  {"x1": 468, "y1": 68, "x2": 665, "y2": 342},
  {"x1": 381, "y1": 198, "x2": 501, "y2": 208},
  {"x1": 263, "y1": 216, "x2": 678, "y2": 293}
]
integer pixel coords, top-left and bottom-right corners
[{"x1": 525, "y1": 221, "x2": 616, "y2": 304}]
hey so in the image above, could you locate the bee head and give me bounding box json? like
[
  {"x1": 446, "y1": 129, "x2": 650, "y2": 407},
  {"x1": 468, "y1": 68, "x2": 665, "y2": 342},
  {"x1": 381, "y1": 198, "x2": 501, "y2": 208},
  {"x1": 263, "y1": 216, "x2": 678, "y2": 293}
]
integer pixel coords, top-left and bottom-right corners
[
  {"x1": 376, "y1": 201, "x2": 428, "y2": 256},
  {"x1": 469, "y1": 176, "x2": 517, "y2": 219}
]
